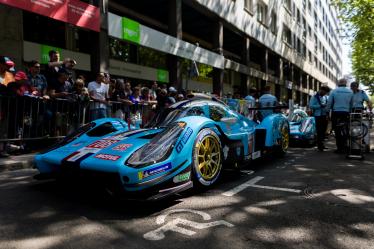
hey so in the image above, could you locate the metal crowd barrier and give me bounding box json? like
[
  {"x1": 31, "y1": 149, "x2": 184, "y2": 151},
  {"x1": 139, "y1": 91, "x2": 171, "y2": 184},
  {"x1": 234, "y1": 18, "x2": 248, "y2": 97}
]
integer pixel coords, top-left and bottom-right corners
[{"x1": 0, "y1": 96, "x2": 155, "y2": 142}]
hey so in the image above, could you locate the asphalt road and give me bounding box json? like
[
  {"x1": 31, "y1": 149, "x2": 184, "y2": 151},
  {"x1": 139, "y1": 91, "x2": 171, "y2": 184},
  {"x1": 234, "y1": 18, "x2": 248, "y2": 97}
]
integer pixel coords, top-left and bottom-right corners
[{"x1": 1, "y1": 140, "x2": 374, "y2": 249}]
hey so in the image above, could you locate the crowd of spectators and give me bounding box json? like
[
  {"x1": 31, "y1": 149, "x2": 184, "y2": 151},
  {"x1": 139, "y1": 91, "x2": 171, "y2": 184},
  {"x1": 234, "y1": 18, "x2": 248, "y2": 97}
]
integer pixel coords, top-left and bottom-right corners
[
  {"x1": 0, "y1": 51, "x2": 194, "y2": 116},
  {"x1": 0, "y1": 52, "x2": 198, "y2": 157}
]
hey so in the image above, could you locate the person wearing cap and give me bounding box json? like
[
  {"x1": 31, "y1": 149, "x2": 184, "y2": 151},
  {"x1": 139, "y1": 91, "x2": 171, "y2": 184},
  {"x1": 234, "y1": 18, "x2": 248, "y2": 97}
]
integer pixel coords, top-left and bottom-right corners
[
  {"x1": 309, "y1": 85, "x2": 330, "y2": 151},
  {"x1": 258, "y1": 85, "x2": 278, "y2": 120},
  {"x1": 27, "y1": 60, "x2": 48, "y2": 98},
  {"x1": 88, "y1": 72, "x2": 109, "y2": 120},
  {"x1": 0, "y1": 56, "x2": 15, "y2": 88},
  {"x1": 167, "y1": 86, "x2": 177, "y2": 105},
  {"x1": 350, "y1": 81, "x2": 372, "y2": 112},
  {"x1": 7, "y1": 71, "x2": 36, "y2": 97},
  {"x1": 327, "y1": 78, "x2": 354, "y2": 153}
]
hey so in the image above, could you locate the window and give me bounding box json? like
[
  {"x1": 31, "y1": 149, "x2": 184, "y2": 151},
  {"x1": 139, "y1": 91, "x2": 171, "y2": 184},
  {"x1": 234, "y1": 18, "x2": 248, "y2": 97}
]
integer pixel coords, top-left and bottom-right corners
[
  {"x1": 308, "y1": 0, "x2": 312, "y2": 13},
  {"x1": 283, "y1": 25, "x2": 292, "y2": 46},
  {"x1": 270, "y1": 11, "x2": 277, "y2": 33},
  {"x1": 244, "y1": 0, "x2": 254, "y2": 13},
  {"x1": 257, "y1": 1, "x2": 268, "y2": 25}
]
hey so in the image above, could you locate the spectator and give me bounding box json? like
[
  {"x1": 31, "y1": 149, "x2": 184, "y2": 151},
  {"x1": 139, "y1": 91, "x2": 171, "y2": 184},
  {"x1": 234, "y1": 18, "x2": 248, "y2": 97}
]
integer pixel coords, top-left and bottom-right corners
[
  {"x1": 141, "y1": 87, "x2": 157, "y2": 104},
  {"x1": 7, "y1": 71, "x2": 36, "y2": 97},
  {"x1": 129, "y1": 86, "x2": 142, "y2": 104},
  {"x1": 47, "y1": 68, "x2": 73, "y2": 99},
  {"x1": 88, "y1": 72, "x2": 109, "y2": 120},
  {"x1": 156, "y1": 89, "x2": 168, "y2": 109},
  {"x1": 61, "y1": 58, "x2": 77, "y2": 85},
  {"x1": 167, "y1": 86, "x2": 177, "y2": 105},
  {"x1": 150, "y1": 81, "x2": 158, "y2": 100},
  {"x1": 72, "y1": 78, "x2": 89, "y2": 102},
  {"x1": 0, "y1": 56, "x2": 15, "y2": 88},
  {"x1": 176, "y1": 94, "x2": 185, "y2": 102},
  {"x1": 111, "y1": 79, "x2": 132, "y2": 105},
  {"x1": 27, "y1": 60, "x2": 49, "y2": 98},
  {"x1": 124, "y1": 81, "x2": 132, "y2": 98},
  {"x1": 46, "y1": 50, "x2": 62, "y2": 84}
]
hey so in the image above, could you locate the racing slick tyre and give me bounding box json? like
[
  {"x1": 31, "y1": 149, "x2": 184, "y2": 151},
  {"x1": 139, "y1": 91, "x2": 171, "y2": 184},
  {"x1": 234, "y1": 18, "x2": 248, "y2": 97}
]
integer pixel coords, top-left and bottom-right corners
[
  {"x1": 192, "y1": 128, "x2": 223, "y2": 188},
  {"x1": 276, "y1": 125, "x2": 290, "y2": 157}
]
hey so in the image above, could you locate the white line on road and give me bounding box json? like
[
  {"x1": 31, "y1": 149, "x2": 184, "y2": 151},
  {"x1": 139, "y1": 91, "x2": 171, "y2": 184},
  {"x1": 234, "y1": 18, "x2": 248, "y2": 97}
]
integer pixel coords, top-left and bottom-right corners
[
  {"x1": 222, "y1": 176, "x2": 302, "y2": 196},
  {"x1": 222, "y1": 176, "x2": 265, "y2": 197}
]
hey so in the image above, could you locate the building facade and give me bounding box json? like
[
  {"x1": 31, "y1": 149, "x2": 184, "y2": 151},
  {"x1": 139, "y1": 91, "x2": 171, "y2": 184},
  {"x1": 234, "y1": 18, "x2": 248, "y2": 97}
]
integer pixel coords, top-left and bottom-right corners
[{"x1": 0, "y1": 0, "x2": 342, "y2": 105}]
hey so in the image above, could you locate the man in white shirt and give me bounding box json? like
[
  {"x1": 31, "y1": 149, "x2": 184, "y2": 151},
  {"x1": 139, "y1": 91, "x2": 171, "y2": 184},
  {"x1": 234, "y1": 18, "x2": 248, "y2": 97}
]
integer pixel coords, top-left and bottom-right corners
[{"x1": 88, "y1": 73, "x2": 109, "y2": 120}]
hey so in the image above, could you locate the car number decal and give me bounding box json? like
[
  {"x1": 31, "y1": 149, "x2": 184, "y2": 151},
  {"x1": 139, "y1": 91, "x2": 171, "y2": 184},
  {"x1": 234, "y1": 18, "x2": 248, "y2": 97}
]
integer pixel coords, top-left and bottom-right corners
[
  {"x1": 87, "y1": 140, "x2": 119, "y2": 149},
  {"x1": 112, "y1": 144, "x2": 132, "y2": 151}
]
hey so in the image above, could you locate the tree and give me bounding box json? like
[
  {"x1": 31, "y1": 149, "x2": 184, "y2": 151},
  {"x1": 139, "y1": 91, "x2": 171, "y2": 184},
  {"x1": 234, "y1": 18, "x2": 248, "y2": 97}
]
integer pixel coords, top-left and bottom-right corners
[{"x1": 333, "y1": 0, "x2": 374, "y2": 93}]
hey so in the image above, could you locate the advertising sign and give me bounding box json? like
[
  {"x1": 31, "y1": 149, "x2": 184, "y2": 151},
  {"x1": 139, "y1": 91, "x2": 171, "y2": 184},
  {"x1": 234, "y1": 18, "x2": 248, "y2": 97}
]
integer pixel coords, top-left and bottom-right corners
[
  {"x1": 0, "y1": 0, "x2": 100, "y2": 32},
  {"x1": 108, "y1": 13, "x2": 225, "y2": 69},
  {"x1": 122, "y1": 17, "x2": 140, "y2": 44}
]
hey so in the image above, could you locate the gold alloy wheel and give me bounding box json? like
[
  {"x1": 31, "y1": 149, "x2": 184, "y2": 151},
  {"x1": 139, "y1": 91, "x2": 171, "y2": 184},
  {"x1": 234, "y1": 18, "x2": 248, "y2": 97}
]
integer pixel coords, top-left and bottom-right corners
[
  {"x1": 196, "y1": 135, "x2": 221, "y2": 180},
  {"x1": 281, "y1": 127, "x2": 289, "y2": 151}
]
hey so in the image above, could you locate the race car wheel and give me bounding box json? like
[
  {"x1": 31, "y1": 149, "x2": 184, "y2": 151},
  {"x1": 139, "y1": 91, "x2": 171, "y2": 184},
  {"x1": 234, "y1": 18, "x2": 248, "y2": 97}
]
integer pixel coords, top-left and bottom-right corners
[
  {"x1": 192, "y1": 128, "x2": 222, "y2": 187},
  {"x1": 277, "y1": 125, "x2": 289, "y2": 156}
]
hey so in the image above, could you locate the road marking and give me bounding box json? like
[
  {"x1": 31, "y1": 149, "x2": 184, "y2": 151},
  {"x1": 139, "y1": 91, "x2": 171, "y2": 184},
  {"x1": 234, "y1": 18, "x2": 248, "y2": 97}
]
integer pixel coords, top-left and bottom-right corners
[
  {"x1": 222, "y1": 176, "x2": 302, "y2": 196},
  {"x1": 143, "y1": 209, "x2": 234, "y2": 241},
  {"x1": 222, "y1": 177, "x2": 264, "y2": 197}
]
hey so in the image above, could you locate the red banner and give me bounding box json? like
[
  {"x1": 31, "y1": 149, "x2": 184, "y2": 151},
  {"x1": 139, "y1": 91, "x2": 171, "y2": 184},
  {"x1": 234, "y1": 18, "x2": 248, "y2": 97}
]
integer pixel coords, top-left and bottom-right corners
[{"x1": 0, "y1": 0, "x2": 100, "y2": 32}]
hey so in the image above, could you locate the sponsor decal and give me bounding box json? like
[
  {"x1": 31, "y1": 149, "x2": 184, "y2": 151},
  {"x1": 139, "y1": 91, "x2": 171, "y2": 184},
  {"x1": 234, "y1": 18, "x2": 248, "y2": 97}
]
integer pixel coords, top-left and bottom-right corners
[
  {"x1": 87, "y1": 140, "x2": 119, "y2": 149},
  {"x1": 176, "y1": 127, "x2": 193, "y2": 153},
  {"x1": 67, "y1": 151, "x2": 93, "y2": 162},
  {"x1": 112, "y1": 144, "x2": 132, "y2": 151},
  {"x1": 138, "y1": 163, "x2": 172, "y2": 180},
  {"x1": 94, "y1": 154, "x2": 121, "y2": 161},
  {"x1": 173, "y1": 172, "x2": 191, "y2": 183},
  {"x1": 175, "y1": 141, "x2": 184, "y2": 153},
  {"x1": 71, "y1": 143, "x2": 82, "y2": 147},
  {"x1": 181, "y1": 127, "x2": 193, "y2": 144}
]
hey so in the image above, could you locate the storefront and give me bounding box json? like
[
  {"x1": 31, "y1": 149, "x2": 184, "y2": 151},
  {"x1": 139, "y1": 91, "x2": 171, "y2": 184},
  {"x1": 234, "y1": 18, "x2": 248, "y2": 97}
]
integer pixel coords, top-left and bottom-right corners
[{"x1": 108, "y1": 13, "x2": 225, "y2": 91}]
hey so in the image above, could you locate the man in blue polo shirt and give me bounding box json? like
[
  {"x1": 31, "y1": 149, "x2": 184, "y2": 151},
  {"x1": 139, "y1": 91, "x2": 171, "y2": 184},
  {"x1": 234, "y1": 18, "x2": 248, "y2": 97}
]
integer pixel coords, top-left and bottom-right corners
[
  {"x1": 309, "y1": 86, "x2": 330, "y2": 151},
  {"x1": 258, "y1": 85, "x2": 278, "y2": 119},
  {"x1": 327, "y1": 78, "x2": 354, "y2": 153},
  {"x1": 350, "y1": 82, "x2": 372, "y2": 112}
]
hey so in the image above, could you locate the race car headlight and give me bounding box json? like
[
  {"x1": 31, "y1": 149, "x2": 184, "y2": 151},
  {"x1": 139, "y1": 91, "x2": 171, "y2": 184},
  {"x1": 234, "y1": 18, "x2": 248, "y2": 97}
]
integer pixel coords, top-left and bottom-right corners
[{"x1": 126, "y1": 122, "x2": 186, "y2": 168}]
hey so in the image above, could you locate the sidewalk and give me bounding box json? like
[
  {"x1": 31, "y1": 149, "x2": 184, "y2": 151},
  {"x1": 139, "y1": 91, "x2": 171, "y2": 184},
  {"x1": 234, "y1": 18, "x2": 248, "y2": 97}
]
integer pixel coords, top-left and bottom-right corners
[{"x1": 0, "y1": 153, "x2": 36, "y2": 172}]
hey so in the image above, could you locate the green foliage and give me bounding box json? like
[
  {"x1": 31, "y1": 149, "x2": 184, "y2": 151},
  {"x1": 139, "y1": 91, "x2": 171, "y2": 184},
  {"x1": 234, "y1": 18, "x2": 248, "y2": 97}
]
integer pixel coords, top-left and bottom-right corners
[{"x1": 333, "y1": 0, "x2": 374, "y2": 93}]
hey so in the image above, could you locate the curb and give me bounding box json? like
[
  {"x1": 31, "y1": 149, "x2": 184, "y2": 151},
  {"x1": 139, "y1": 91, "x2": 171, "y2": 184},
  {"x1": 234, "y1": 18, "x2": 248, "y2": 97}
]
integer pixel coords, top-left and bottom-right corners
[{"x1": 0, "y1": 153, "x2": 36, "y2": 172}]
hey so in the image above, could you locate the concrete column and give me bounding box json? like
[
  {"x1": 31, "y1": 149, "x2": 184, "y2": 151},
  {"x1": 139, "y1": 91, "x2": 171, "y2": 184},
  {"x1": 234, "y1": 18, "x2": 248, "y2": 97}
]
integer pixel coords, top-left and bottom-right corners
[
  {"x1": 278, "y1": 58, "x2": 284, "y2": 82},
  {"x1": 240, "y1": 37, "x2": 250, "y2": 95},
  {"x1": 167, "y1": 0, "x2": 182, "y2": 88},
  {"x1": 213, "y1": 21, "x2": 224, "y2": 97},
  {"x1": 0, "y1": 5, "x2": 23, "y2": 67},
  {"x1": 260, "y1": 48, "x2": 268, "y2": 89},
  {"x1": 91, "y1": 0, "x2": 109, "y2": 73}
]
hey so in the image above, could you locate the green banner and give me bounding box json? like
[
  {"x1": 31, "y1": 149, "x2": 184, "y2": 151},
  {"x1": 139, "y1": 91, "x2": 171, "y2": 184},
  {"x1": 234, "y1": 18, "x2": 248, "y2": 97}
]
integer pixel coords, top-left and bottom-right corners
[
  {"x1": 40, "y1": 45, "x2": 62, "y2": 64},
  {"x1": 157, "y1": 69, "x2": 168, "y2": 83},
  {"x1": 122, "y1": 17, "x2": 140, "y2": 44}
]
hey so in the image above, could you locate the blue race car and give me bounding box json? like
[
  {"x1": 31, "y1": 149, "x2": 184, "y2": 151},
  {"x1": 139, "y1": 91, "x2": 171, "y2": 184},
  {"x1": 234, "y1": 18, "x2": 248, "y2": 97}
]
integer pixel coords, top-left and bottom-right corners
[
  {"x1": 289, "y1": 109, "x2": 316, "y2": 145},
  {"x1": 34, "y1": 96, "x2": 289, "y2": 200}
]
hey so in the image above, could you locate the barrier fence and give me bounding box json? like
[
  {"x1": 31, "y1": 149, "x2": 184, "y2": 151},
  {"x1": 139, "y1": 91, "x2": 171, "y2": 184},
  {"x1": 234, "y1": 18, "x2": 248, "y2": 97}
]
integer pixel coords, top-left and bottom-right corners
[{"x1": 0, "y1": 96, "x2": 154, "y2": 142}]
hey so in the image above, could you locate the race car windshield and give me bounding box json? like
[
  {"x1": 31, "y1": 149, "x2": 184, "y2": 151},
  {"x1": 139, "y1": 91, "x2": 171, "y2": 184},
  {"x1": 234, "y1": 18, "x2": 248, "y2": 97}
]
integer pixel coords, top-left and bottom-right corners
[{"x1": 145, "y1": 105, "x2": 205, "y2": 128}]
